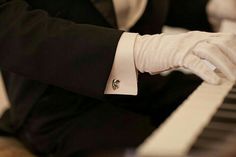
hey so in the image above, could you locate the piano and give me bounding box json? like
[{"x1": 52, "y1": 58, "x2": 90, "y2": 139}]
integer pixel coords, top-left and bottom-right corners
[
  {"x1": 136, "y1": 78, "x2": 236, "y2": 157},
  {"x1": 136, "y1": 20, "x2": 236, "y2": 157}
]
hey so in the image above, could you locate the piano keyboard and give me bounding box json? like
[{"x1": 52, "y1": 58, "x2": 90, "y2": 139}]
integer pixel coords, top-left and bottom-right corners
[
  {"x1": 136, "y1": 79, "x2": 235, "y2": 157},
  {"x1": 136, "y1": 20, "x2": 236, "y2": 157},
  {"x1": 189, "y1": 84, "x2": 236, "y2": 156}
]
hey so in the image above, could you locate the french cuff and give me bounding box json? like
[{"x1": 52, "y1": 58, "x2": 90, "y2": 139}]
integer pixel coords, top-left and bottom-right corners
[{"x1": 104, "y1": 32, "x2": 138, "y2": 95}]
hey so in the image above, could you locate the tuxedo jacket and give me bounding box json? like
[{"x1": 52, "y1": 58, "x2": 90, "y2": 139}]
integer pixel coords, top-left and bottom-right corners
[{"x1": 0, "y1": 0, "x2": 211, "y2": 132}]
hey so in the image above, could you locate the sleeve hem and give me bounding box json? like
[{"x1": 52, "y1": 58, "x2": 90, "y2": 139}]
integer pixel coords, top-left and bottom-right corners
[{"x1": 104, "y1": 32, "x2": 138, "y2": 95}]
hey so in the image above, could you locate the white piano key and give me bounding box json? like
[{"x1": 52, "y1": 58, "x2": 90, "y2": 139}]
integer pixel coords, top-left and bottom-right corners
[{"x1": 136, "y1": 79, "x2": 234, "y2": 157}]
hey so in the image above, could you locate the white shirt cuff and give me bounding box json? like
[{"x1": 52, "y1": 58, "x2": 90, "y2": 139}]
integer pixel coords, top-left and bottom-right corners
[{"x1": 104, "y1": 32, "x2": 138, "y2": 95}]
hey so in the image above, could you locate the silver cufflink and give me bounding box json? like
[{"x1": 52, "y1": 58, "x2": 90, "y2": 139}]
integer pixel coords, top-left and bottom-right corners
[{"x1": 112, "y1": 79, "x2": 120, "y2": 90}]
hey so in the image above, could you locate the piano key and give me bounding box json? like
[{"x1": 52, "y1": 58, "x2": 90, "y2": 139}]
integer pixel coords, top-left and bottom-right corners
[
  {"x1": 226, "y1": 92, "x2": 236, "y2": 97},
  {"x1": 189, "y1": 112, "x2": 236, "y2": 155},
  {"x1": 223, "y1": 99, "x2": 236, "y2": 104},
  {"x1": 205, "y1": 121, "x2": 236, "y2": 132},
  {"x1": 193, "y1": 132, "x2": 236, "y2": 147},
  {"x1": 201, "y1": 128, "x2": 234, "y2": 136},
  {"x1": 137, "y1": 23, "x2": 236, "y2": 157},
  {"x1": 190, "y1": 144, "x2": 228, "y2": 157},
  {"x1": 219, "y1": 103, "x2": 236, "y2": 111},
  {"x1": 212, "y1": 117, "x2": 236, "y2": 124},
  {"x1": 213, "y1": 110, "x2": 236, "y2": 123},
  {"x1": 190, "y1": 138, "x2": 224, "y2": 152},
  {"x1": 229, "y1": 89, "x2": 236, "y2": 94},
  {"x1": 136, "y1": 79, "x2": 234, "y2": 157},
  {"x1": 215, "y1": 110, "x2": 236, "y2": 117},
  {"x1": 230, "y1": 90, "x2": 236, "y2": 95},
  {"x1": 232, "y1": 84, "x2": 236, "y2": 89},
  {"x1": 190, "y1": 130, "x2": 236, "y2": 156},
  {"x1": 224, "y1": 93, "x2": 236, "y2": 104}
]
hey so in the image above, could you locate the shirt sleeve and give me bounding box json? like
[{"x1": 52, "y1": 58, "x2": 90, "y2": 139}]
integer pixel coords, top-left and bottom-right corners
[
  {"x1": 104, "y1": 1, "x2": 147, "y2": 95},
  {"x1": 104, "y1": 32, "x2": 138, "y2": 95}
]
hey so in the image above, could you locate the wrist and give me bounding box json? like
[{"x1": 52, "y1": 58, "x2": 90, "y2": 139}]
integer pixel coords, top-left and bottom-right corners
[{"x1": 134, "y1": 34, "x2": 154, "y2": 73}]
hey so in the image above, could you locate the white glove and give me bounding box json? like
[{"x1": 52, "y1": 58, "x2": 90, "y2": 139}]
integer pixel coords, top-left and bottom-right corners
[
  {"x1": 207, "y1": 0, "x2": 236, "y2": 31},
  {"x1": 134, "y1": 31, "x2": 236, "y2": 84}
]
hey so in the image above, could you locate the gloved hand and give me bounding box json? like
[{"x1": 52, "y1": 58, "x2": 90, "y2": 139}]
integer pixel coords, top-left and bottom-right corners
[
  {"x1": 207, "y1": 0, "x2": 236, "y2": 31},
  {"x1": 134, "y1": 31, "x2": 236, "y2": 84}
]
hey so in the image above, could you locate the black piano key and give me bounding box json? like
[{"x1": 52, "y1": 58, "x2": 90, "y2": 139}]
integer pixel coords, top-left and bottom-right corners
[
  {"x1": 190, "y1": 145, "x2": 211, "y2": 154},
  {"x1": 224, "y1": 98, "x2": 236, "y2": 104},
  {"x1": 197, "y1": 129, "x2": 232, "y2": 141},
  {"x1": 190, "y1": 130, "x2": 235, "y2": 155},
  {"x1": 189, "y1": 83, "x2": 236, "y2": 156},
  {"x1": 219, "y1": 103, "x2": 236, "y2": 111},
  {"x1": 224, "y1": 93, "x2": 236, "y2": 104},
  {"x1": 190, "y1": 134, "x2": 236, "y2": 156},
  {"x1": 212, "y1": 117, "x2": 236, "y2": 124},
  {"x1": 215, "y1": 110, "x2": 236, "y2": 119},
  {"x1": 198, "y1": 126, "x2": 233, "y2": 143},
  {"x1": 232, "y1": 84, "x2": 236, "y2": 89},
  {"x1": 225, "y1": 93, "x2": 236, "y2": 99},
  {"x1": 190, "y1": 145, "x2": 209, "y2": 156},
  {"x1": 191, "y1": 138, "x2": 222, "y2": 151},
  {"x1": 206, "y1": 121, "x2": 236, "y2": 132},
  {"x1": 229, "y1": 89, "x2": 236, "y2": 94},
  {"x1": 228, "y1": 88, "x2": 236, "y2": 94},
  {"x1": 212, "y1": 110, "x2": 236, "y2": 123}
]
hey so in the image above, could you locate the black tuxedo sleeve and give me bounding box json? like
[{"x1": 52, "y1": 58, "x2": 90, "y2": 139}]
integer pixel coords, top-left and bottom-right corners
[
  {"x1": 0, "y1": 0, "x2": 123, "y2": 98},
  {"x1": 165, "y1": 0, "x2": 213, "y2": 31}
]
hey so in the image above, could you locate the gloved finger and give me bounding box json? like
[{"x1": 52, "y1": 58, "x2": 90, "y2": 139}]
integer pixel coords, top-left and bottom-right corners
[
  {"x1": 183, "y1": 54, "x2": 221, "y2": 84},
  {"x1": 193, "y1": 42, "x2": 236, "y2": 81},
  {"x1": 210, "y1": 34, "x2": 236, "y2": 64}
]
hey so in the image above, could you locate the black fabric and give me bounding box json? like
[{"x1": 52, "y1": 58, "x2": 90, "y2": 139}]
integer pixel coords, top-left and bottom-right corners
[
  {"x1": 130, "y1": 0, "x2": 169, "y2": 34},
  {"x1": 0, "y1": 0, "x2": 6, "y2": 4},
  {"x1": 17, "y1": 87, "x2": 155, "y2": 156},
  {"x1": 165, "y1": 0, "x2": 212, "y2": 31},
  {"x1": 0, "y1": 0, "x2": 208, "y2": 156},
  {"x1": 0, "y1": 0, "x2": 122, "y2": 131},
  {"x1": 26, "y1": 0, "x2": 116, "y2": 28},
  {"x1": 16, "y1": 72, "x2": 201, "y2": 157}
]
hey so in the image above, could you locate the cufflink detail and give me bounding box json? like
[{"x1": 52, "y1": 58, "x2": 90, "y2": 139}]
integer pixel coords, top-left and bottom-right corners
[{"x1": 112, "y1": 79, "x2": 120, "y2": 90}]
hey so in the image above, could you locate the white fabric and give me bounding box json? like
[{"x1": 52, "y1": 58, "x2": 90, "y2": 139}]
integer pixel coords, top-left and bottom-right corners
[
  {"x1": 105, "y1": 1, "x2": 147, "y2": 95},
  {"x1": 105, "y1": 33, "x2": 138, "y2": 95},
  {"x1": 134, "y1": 31, "x2": 236, "y2": 84},
  {"x1": 113, "y1": 0, "x2": 147, "y2": 31},
  {"x1": 207, "y1": 0, "x2": 236, "y2": 31}
]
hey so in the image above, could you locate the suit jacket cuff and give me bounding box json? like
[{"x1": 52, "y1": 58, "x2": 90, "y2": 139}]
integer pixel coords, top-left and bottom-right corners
[{"x1": 104, "y1": 32, "x2": 138, "y2": 95}]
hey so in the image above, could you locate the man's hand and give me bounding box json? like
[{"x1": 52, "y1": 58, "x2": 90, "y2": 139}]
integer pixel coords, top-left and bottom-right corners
[
  {"x1": 134, "y1": 31, "x2": 236, "y2": 84},
  {"x1": 207, "y1": 0, "x2": 236, "y2": 31}
]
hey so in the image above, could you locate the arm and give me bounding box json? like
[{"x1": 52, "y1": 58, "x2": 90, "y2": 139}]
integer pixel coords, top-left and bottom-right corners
[{"x1": 0, "y1": 0, "x2": 123, "y2": 98}]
